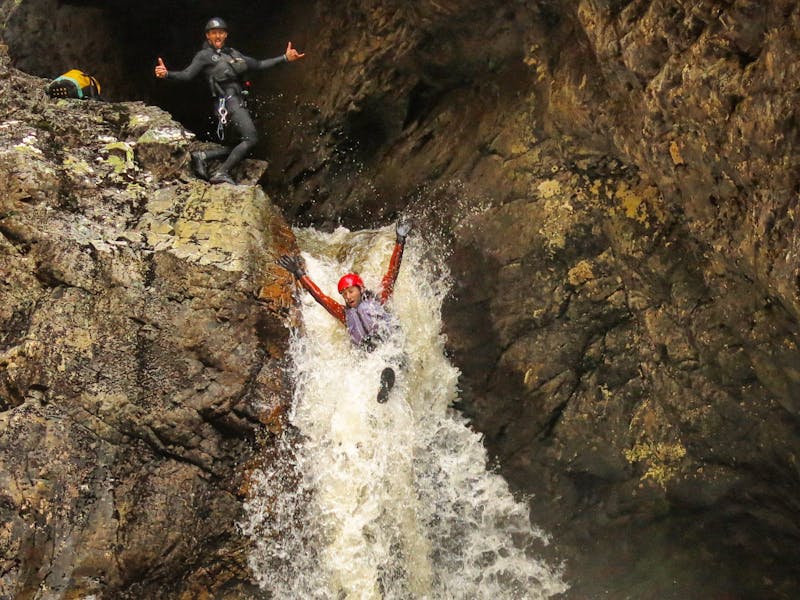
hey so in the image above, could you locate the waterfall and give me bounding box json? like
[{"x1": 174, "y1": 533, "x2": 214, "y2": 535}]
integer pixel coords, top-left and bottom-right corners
[{"x1": 241, "y1": 224, "x2": 568, "y2": 599}]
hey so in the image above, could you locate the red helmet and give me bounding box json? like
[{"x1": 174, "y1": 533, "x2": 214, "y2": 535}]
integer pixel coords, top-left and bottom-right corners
[{"x1": 338, "y1": 273, "x2": 363, "y2": 294}]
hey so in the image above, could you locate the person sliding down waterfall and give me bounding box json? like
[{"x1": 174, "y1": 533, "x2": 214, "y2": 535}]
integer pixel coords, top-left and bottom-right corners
[
  {"x1": 154, "y1": 17, "x2": 305, "y2": 185},
  {"x1": 278, "y1": 216, "x2": 412, "y2": 403}
]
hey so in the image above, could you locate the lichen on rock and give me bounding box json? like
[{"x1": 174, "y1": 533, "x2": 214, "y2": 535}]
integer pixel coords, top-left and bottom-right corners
[{"x1": 0, "y1": 43, "x2": 293, "y2": 599}]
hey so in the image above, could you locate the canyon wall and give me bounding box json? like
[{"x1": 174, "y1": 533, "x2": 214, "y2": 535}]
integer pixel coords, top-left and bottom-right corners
[{"x1": 2, "y1": 0, "x2": 799, "y2": 597}]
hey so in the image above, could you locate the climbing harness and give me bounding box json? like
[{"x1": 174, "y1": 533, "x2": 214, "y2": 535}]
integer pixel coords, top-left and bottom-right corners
[{"x1": 216, "y1": 96, "x2": 229, "y2": 140}]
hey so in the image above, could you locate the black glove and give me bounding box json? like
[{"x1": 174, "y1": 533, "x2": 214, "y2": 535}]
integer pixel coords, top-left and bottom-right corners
[
  {"x1": 395, "y1": 214, "x2": 413, "y2": 243},
  {"x1": 277, "y1": 254, "x2": 305, "y2": 278}
]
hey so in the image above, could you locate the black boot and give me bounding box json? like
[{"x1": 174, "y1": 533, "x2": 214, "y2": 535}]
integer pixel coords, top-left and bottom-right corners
[
  {"x1": 377, "y1": 367, "x2": 395, "y2": 403},
  {"x1": 210, "y1": 171, "x2": 236, "y2": 185},
  {"x1": 191, "y1": 152, "x2": 209, "y2": 180}
]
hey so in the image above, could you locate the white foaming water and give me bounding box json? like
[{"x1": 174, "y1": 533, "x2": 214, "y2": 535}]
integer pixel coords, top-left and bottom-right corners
[{"x1": 242, "y1": 225, "x2": 568, "y2": 599}]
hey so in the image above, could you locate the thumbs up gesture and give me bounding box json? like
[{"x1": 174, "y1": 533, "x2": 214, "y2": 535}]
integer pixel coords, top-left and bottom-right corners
[{"x1": 154, "y1": 57, "x2": 168, "y2": 78}]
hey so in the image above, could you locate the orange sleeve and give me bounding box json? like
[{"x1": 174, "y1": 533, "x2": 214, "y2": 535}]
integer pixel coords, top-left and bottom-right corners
[
  {"x1": 379, "y1": 241, "x2": 405, "y2": 304},
  {"x1": 298, "y1": 275, "x2": 346, "y2": 323}
]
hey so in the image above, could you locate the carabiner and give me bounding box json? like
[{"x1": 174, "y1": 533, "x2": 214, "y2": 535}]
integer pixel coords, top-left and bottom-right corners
[{"x1": 216, "y1": 97, "x2": 229, "y2": 141}]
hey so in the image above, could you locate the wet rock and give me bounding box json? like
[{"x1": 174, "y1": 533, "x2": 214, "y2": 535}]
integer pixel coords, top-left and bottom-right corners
[
  {"x1": 0, "y1": 43, "x2": 292, "y2": 599},
  {"x1": 3, "y1": 0, "x2": 800, "y2": 598},
  {"x1": 252, "y1": 2, "x2": 800, "y2": 595}
]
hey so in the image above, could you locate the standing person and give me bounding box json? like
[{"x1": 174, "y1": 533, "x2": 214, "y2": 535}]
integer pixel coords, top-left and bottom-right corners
[
  {"x1": 277, "y1": 217, "x2": 413, "y2": 403},
  {"x1": 154, "y1": 17, "x2": 305, "y2": 184}
]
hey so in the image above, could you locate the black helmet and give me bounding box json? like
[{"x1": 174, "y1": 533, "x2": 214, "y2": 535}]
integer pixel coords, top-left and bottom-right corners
[{"x1": 204, "y1": 17, "x2": 228, "y2": 32}]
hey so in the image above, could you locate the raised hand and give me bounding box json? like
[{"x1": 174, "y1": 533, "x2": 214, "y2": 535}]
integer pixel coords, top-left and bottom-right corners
[
  {"x1": 154, "y1": 57, "x2": 168, "y2": 79},
  {"x1": 395, "y1": 214, "x2": 413, "y2": 242},
  {"x1": 277, "y1": 254, "x2": 306, "y2": 278},
  {"x1": 285, "y1": 42, "x2": 306, "y2": 62}
]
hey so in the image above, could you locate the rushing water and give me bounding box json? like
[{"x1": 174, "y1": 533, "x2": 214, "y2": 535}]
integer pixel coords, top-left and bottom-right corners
[{"x1": 241, "y1": 225, "x2": 567, "y2": 599}]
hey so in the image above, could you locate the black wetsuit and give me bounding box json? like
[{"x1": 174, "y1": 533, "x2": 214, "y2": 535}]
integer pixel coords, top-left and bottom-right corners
[{"x1": 166, "y1": 43, "x2": 287, "y2": 175}]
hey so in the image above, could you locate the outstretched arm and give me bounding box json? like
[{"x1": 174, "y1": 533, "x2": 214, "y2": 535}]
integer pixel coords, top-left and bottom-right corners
[
  {"x1": 246, "y1": 41, "x2": 306, "y2": 70},
  {"x1": 379, "y1": 216, "x2": 412, "y2": 304},
  {"x1": 277, "y1": 255, "x2": 345, "y2": 323},
  {"x1": 298, "y1": 275, "x2": 346, "y2": 323},
  {"x1": 155, "y1": 51, "x2": 210, "y2": 82}
]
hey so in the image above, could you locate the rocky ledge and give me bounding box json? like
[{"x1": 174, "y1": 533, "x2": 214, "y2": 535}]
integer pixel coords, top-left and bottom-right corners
[{"x1": 0, "y1": 45, "x2": 294, "y2": 599}]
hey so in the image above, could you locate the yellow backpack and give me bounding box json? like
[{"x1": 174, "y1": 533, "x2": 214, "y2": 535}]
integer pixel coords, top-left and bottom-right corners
[{"x1": 47, "y1": 69, "x2": 102, "y2": 100}]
